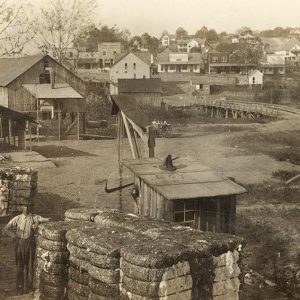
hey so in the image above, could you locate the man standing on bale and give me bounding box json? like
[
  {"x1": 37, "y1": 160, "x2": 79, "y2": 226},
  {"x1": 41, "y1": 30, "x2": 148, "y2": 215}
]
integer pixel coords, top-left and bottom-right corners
[{"x1": 2, "y1": 203, "x2": 50, "y2": 295}]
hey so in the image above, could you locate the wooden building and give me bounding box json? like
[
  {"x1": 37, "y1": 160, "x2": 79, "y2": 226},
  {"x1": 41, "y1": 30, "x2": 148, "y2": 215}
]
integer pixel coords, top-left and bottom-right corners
[
  {"x1": 123, "y1": 158, "x2": 247, "y2": 234},
  {"x1": 118, "y1": 78, "x2": 163, "y2": 107},
  {"x1": 0, "y1": 54, "x2": 86, "y2": 139},
  {"x1": 0, "y1": 105, "x2": 36, "y2": 150}
]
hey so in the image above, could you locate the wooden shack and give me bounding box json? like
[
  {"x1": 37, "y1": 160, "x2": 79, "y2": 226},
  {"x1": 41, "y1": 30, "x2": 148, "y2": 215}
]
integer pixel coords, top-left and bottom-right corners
[
  {"x1": 123, "y1": 158, "x2": 247, "y2": 234},
  {"x1": 0, "y1": 54, "x2": 86, "y2": 140}
]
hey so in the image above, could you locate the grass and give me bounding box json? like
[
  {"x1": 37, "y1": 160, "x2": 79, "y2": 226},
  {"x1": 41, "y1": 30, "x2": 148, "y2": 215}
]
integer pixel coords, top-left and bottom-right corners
[{"x1": 227, "y1": 130, "x2": 300, "y2": 165}]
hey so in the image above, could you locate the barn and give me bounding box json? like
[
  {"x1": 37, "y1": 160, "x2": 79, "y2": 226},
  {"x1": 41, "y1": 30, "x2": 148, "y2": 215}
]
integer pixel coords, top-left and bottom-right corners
[{"x1": 0, "y1": 54, "x2": 87, "y2": 139}]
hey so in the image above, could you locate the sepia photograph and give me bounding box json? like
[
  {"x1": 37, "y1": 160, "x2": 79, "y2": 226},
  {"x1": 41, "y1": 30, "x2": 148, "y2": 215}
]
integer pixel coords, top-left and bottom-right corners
[{"x1": 0, "y1": 0, "x2": 300, "y2": 299}]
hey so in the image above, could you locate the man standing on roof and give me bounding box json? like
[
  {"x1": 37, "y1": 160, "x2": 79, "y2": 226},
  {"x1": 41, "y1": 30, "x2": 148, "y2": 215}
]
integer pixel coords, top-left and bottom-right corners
[{"x1": 2, "y1": 203, "x2": 50, "y2": 295}]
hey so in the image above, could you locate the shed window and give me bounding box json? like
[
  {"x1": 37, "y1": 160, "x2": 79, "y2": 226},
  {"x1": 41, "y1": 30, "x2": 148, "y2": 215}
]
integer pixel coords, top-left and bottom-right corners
[
  {"x1": 133, "y1": 63, "x2": 136, "y2": 70},
  {"x1": 174, "y1": 199, "x2": 196, "y2": 226},
  {"x1": 252, "y1": 77, "x2": 255, "y2": 84},
  {"x1": 125, "y1": 63, "x2": 128, "y2": 70},
  {"x1": 39, "y1": 71, "x2": 51, "y2": 84}
]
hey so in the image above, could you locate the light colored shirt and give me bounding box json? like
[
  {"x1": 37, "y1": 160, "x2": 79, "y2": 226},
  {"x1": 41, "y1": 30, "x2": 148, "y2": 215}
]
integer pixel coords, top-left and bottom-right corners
[{"x1": 4, "y1": 214, "x2": 49, "y2": 239}]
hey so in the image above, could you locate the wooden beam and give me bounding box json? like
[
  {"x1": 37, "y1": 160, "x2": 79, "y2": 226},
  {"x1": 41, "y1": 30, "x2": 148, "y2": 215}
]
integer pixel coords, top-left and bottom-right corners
[
  {"x1": 64, "y1": 119, "x2": 77, "y2": 135},
  {"x1": 29, "y1": 122, "x2": 32, "y2": 151},
  {"x1": 58, "y1": 110, "x2": 61, "y2": 141},
  {"x1": 8, "y1": 117, "x2": 12, "y2": 145},
  {"x1": 77, "y1": 109, "x2": 80, "y2": 141},
  {"x1": 147, "y1": 126, "x2": 155, "y2": 158},
  {"x1": 121, "y1": 111, "x2": 139, "y2": 159}
]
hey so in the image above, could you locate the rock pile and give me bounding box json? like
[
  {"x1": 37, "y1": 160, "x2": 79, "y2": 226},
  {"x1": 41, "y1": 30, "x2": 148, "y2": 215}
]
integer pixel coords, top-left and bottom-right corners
[{"x1": 0, "y1": 167, "x2": 37, "y2": 216}]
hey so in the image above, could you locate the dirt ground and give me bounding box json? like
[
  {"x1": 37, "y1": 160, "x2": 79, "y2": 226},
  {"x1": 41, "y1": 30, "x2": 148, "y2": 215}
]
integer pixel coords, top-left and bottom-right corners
[{"x1": 1, "y1": 114, "x2": 300, "y2": 299}]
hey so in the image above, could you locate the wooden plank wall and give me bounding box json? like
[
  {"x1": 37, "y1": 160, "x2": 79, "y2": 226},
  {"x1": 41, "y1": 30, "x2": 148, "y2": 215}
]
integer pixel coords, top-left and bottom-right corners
[
  {"x1": 138, "y1": 179, "x2": 173, "y2": 221},
  {"x1": 7, "y1": 56, "x2": 86, "y2": 113}
]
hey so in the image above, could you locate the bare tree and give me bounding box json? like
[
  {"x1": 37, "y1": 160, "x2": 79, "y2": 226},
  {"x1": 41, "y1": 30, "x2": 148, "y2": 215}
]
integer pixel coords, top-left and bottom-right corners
[
  {"x1": 34, "y1": 0, "x2": 97, "y2": 64},
  {"x1": 0, "y1": 1, "x2": 33, "y2": 57}
]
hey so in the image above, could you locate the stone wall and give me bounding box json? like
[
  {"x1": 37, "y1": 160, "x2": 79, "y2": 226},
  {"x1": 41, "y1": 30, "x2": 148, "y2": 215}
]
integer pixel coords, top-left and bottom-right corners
[
  {"x1": 0, "y1": 167, "x2": 37, "y2": 216},
  {"x1": 36, "y1": 208, "x2": 245, "y2": 300}
]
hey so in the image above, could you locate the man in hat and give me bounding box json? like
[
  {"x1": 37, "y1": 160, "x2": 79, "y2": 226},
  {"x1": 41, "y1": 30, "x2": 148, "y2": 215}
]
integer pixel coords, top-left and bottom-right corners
[{"x1": 3, "y1": 203, "x2": 50, "y2": 294}]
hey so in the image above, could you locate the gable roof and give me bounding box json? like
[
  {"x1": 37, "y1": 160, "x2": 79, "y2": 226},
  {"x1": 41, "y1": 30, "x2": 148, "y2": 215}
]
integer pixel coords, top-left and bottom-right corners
[
  {"x1": 157, "y1": 51, "x2": 203, "y2": 65},
  {"x1": 118, "y1": 78, "x2": 162, "y2": 94},
  {"x1": 23, "y1": 83, "x2": 84, "y2": 99},
  {"x1": 113, "y1": 52, "x2": 152, "y2": 67},
  {"x1": 0, "y1": 54, "x2": 46, "y2": 87}
]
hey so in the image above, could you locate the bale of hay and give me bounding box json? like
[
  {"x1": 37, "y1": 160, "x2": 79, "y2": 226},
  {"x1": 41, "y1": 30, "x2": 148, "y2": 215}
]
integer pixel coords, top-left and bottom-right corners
[
  {"x1": 87, "y1": 251, "x2": 119, "y2": 269},
  {"x1": 37, "y1": 258, "x2": 68, "y2": 275},
  {"x1": 38, "y1": 220, "x2": 93, "y2": 241},
  {"x1": 122, "y1": 275, "x2": 159, "y2": 298},
  {"x1": 67, "y1": 243, "x2": 88, "y2": 261},
  {"x1": 40, "y1": 283, "x2": 66, "y2": 298},
  {"x1": 89, "y1": 291, "x2": 118, "y2": 300},
  {"x1": 68, "y1": 279, "x2": 90, "y2": 297},
  {"x1": 65, "y1": 208, "x2": 99, "y2": 221},
  {"x1": 121, "y1": 259, "x2": 165, "y2": 282},
  {"x1": 69, "y1": 265, "x2": 90, "y2": 285},
  {"x1": 67, "y1": 290, "x2": 87, "y2": 300},
  {"x1": 37, "y1": 235, "x2": 67, "y2": 252},
  {"x1": 36, "y1": 247, "x2": 69, "y2": 264},
  {"x1": 69, "y1": 256, "x2": 91, "y2": 272},
  {"x1": 88, "y1": 265, "x2": 119, "y2": 284},
  {"x1": 89, "y1": 277, "x2": 119, "y2": 298},
  {"x1": 40, "y1": 272, "x2": 67, "y2": 287}
]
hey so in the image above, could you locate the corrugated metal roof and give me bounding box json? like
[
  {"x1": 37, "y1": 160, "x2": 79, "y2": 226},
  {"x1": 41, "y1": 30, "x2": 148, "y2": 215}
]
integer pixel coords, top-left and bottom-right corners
[
  {"x1": 0, "y1": 54, "x2": 46, "y2": 86},
  {"x1": 0, "y1": 105, "x2": 37, "y2": 123},
  {"x1": 123, "y1": 158, "x2": 247, "y2": 200},
  {"x1": 118, "y1": 78, "x2": 162, "y2": 93},
  {"x1": 110, "y1": 95, "x2": 152, "y2": 128},
  {"x1": 23, "y1": 83, "x2": 83, "y2": 99}
]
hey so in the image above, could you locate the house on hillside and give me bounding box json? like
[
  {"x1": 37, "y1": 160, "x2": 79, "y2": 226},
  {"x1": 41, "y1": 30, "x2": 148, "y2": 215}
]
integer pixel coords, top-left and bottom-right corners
[
  {"x1": 260, "y1": 55, "x2": 286, "y2": 75},
  {"x1": 0, "y1": 54, "x2": 86, "y2": 139},
  {"x1": 157, "y1": 48, "x2": 204, "y2": 73},
  {"x1": 109, "y1": 52, "x2": 153, "y2": 95},
  {"x1": 177, "y1": 38, "x2": 205, "y2": 53},
  {"x1": 160, "y1": 34, "x2": 177, "y2": 46},
  {"x1": 98, "y1": 42, "x2": 122, "y2": 69},
  {"x1": 118, "y1": 78, "x2": 162, "y2": 107}
]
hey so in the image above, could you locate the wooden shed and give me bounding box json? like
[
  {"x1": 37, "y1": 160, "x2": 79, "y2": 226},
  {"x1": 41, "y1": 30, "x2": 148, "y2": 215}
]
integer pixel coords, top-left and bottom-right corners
[
  {"x1": 123, "y1": 158, "x2": 247, "y2": 234},
  {"x1": 0, "y1": 105, "x2": 36, "y2": 149}
]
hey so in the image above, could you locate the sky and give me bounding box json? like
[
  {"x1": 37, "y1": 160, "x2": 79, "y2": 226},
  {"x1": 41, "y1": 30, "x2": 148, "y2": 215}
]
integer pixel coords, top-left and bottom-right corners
[{"x1": 27, "y1": 0, "x2": 300, "y2": 37}]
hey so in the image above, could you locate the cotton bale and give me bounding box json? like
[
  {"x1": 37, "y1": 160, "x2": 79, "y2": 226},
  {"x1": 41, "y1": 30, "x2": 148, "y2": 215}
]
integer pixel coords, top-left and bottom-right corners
[
  {"x1": 69, "y1": 265, "x2": 90, "y2": 285},
  {"x1": 89, "y1": 277, "x2": 120, "y2": 297},
  {"x1": 65, "y1": 208, "x2": 99, "y2": 221},
  {"x1": 37, "y1": 235, "x2": 67, "y2": 252},
  {"x1": 68, "y1": 279, "x2": 90, "y2": 297},
  {"x1": 36, "y1": 247, "x2": 69, "y2": 264}
]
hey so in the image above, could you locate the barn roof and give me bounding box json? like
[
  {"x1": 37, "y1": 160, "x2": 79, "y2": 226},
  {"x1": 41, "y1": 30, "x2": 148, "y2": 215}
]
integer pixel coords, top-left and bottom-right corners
[
  {"x1": 110, "y1": 94, "x2": 152, "y2": 129},
  {"x1": 123, "y1": 158, "x2": 247, "y2": 200},
  {"x1": 118, "y1": 78, "x2": 162, "y2": 93},
  {"x1": 23, "y1": 83, "x2": 83, "y2": 99},
  {"x1": 0, "y1": 54, "x2": 46, "y2": 87},
  {"x1": 0, "y1": 105, "x2": 37, "y2": 123}
]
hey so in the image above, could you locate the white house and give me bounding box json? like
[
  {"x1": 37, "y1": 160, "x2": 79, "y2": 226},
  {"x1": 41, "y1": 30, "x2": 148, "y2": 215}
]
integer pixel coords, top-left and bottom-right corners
[
  {"x1": 109, "y1": 52, "x2": 153, "y2": 95},
  {"x1": 157, "y1": 49, "x2": 204, "y2": 73},
  {"x1": 247, "y1": 70, "x2": 263, "y2": 86},
  {"x1": 160, "y1": 34, "x2": 176, "y2": 46}
]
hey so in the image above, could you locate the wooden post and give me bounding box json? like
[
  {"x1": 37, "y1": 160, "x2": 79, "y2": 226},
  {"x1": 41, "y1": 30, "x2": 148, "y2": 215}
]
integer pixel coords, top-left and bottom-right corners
[
  {"x1": 13, "y1": 121, "x2": 16, "y2": 146},
  {"x1": 8, "y1": 117, "x2": 12, "y2": 145},
  {"x1": 29, "y1": 122, "x2": 32, "y2": 152},
  {"x1": 0, "y1": 117, "x2": 2, "y2": 138},
  {"x1": 58, "y1": 109, "x2": 61, "y2": 141},
  {"x1": 216, "y1": 199, "x2": 221, "y2": 233},
  {"x1": 147, "y1": 126, "x2": 155, "y2": 158},
  {"x1": 36, "y1": 99, "x2": 40, "y2": 143},
  {"x1": 77, "y1": 109, "x2": 80, "y2": 141},
  {"x1": 228, "y1": 197, "x2": 236, "y2": 234}
]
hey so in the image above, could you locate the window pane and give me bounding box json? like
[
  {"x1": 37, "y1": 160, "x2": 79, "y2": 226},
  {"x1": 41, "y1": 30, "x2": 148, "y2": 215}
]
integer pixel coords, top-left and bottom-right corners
[
  {"x1": 185, "y1": 211, "x2": 194, "y2": 221},
  {"x1": 174, "y1": 212, "x2": 184, "y2": 222},
  {"x1": 174, "y1": 200, "x2": 184, "y2": 211}
]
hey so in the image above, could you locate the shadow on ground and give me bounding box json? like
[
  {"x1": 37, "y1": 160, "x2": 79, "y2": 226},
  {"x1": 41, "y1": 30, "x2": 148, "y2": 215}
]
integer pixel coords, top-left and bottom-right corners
[
  {"x1": 32, "y1": 145, "x2": 97, "y2": 158},
  {"x1": 34, "y1": 192, "x2": 81, "y2": 220}
]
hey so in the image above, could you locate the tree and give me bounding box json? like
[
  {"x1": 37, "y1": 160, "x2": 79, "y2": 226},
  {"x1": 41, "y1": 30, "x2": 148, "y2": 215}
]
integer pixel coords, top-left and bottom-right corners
[
  {"x1": 176, "y1": 27, "x2": 188, "y2": 40},
  {"x1": 33, "y1": 0, "x2": 97, "y2": 63},
  {"x1": 206, "y1": 29, "x2": 218, "y2": 42},
  {"x1": 195, "y1": 26, "x2": 208, "y2": 39},
  {"x1": 0, "y1": 1, "x2": 33, "y2": 57}
]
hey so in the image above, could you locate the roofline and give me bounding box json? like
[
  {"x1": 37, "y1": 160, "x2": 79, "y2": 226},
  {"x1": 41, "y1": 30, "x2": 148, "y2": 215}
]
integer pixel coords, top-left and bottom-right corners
[{"x1": 111, "y1": 52, "x2": 152, "y2": 68}]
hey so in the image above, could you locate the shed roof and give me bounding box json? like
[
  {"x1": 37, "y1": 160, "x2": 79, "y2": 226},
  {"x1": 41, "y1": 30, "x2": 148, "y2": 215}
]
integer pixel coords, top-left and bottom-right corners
[
  {"x1": 0, "y1": 54, "x2": 46, "y2": 87},
  {"x1": 118, "y1": 78, "x2": 162, "y2": 94},
  {"x1": 110, "y1": 95, "x2": 152, "y2": 129},
  {"x1": 0, "y1": 105, "x2": 37, "y2": 123},
  {"x1": 123, "y1": 158, "x2": 247, "y2": 200},
  {"x1": 23, "y1": 83, "x2": 84, "y2": 99}
]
